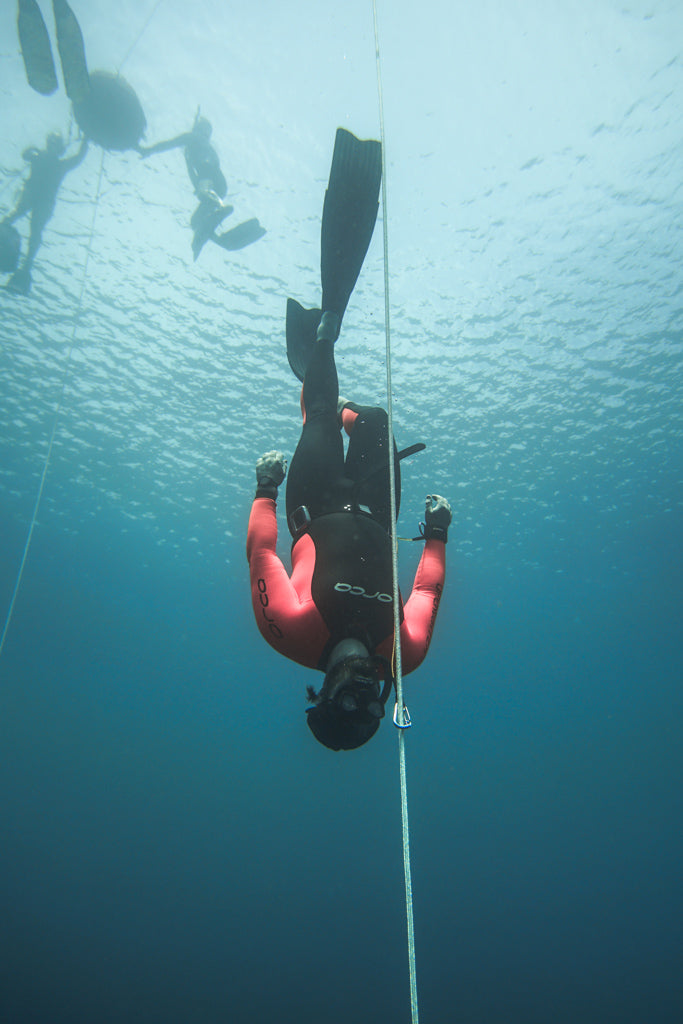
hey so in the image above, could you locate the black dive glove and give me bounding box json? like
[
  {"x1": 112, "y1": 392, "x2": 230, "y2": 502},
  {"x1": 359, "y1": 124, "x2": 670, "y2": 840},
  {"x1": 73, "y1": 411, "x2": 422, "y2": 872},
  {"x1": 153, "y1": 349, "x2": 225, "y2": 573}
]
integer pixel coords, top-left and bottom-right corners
[
  {"x1": 255, "y1": 450, "x2": 287, "y2": 500},
  {"x1": 423, "y1": 494, "x2": 452, "y2": 543}
]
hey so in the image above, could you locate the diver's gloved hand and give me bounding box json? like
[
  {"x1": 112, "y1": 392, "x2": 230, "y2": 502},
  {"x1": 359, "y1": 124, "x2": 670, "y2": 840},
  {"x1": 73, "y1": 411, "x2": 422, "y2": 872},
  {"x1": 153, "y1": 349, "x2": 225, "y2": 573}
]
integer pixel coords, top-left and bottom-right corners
[
  {"x1": 423, "y1": 494, "x2": 452, "y2": 543},
  {"x1": 255, "y1": 451, "x2": 287, "y2": 499}
]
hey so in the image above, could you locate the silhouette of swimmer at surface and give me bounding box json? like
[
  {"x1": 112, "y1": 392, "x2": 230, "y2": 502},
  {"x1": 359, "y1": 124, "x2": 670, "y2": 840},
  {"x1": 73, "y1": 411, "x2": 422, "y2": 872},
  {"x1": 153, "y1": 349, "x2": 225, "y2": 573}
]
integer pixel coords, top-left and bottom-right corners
[
  {"x1": 1, "y1": 130, "x2": 88, "y2": 294},
  {"x1": 139, "y1": 114, "x2": 265, "y2": 260}
]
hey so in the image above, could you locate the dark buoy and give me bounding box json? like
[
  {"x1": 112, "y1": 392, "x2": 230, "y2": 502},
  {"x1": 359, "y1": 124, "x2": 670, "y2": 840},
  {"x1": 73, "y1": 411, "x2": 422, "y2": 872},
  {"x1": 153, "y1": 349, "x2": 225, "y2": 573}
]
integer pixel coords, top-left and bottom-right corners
[
  {"x1": 73, "y1": 70, "x2": 147, "y2": 151},
  {"x1": 0, "y1": 223, "x2": 21, "y2": 274}
]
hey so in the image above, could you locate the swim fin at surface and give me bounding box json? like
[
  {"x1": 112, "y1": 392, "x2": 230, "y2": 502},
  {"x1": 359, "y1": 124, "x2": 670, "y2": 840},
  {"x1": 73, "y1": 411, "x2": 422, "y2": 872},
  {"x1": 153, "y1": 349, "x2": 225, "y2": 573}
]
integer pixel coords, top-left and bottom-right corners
[
  {"x1": 53, "y1": 0, "x2": 90, "y2": 103},
  {"x1": 17, "y1": 0, "x2": 58, "y2": 95},
  {"x1": 212, "y1": 218, "x2": 266, "y2": 252},
  {"x1": 286, "y1": 128, "x2": 382, "y2": 381},
  {"x1": 191, "y1": 203, "x2": 234, "y2": 260}
]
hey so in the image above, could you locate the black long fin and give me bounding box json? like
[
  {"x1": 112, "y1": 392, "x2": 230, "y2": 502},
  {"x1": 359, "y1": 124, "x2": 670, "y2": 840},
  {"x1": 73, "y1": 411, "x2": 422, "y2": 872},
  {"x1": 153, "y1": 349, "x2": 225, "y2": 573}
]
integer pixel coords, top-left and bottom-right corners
[
  {"x1": 285, "y1": 129, "x2": 381, "y2": 382},
  {"x1": 320, "y1": 128, "x2": 382, "y2": 320},
  {"x1": 17, "y1": 0, "x2": 58, "y2": 95},
  {"x1": 286, "y1": 299, "x2": 322, "y2": 382},
  {"x1": 52, "y1": 0, "x2": 90, "y2": 103}
]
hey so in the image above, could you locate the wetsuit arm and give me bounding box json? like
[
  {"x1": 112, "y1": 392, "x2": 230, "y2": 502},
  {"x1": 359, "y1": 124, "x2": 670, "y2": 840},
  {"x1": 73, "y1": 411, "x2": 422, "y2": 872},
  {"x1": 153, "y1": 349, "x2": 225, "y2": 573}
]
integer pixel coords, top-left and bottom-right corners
[
  {"x1": 138, "y1": 133, "x2": 192, "y2": 157},
  {"x1": 398, "y1": 540, "x2": 446, "y2": 672},
  {"x1": 246, "y1": 497, "x2": 329, "y2": 668},
  {"x1": 61, "y1": 139, "x2": 89, "y2": 173},
  {"x1": 22, "y1": 147, "x2": 41, "y2": 164}
]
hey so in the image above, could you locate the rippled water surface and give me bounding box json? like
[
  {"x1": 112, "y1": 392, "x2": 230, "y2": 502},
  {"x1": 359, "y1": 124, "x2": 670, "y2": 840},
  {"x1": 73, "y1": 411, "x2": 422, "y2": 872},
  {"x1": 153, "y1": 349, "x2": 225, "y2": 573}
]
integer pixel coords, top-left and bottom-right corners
[{"x1": 1, "y1": 0, "x2": 680, "y2": 571}]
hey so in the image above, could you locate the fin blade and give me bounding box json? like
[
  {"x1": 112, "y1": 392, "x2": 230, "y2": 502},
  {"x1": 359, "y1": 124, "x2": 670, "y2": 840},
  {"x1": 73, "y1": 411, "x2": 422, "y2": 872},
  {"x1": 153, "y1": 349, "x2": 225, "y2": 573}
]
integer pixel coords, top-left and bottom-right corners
[
  {"x1": 213, "y1": 218, "x2": 266, "y2": 252},
  {"x1": 53, "y1": 0, "x2": 90, "y2": 103},
  {"x1": 320, "y1": 128, "x2": 382, "y2": 321},
  {"x1": 191, "y1": 205, "x2": 234, "y2": 260},
  {"x1": 190, "y1": 203, "x2": 233, "y2": 232},
  {"x1": 17, "y1": 0, "x2": 58, "y2": 95},
  {"x1": 286, "y1": 299, "x2": 321, "y2": 382}
]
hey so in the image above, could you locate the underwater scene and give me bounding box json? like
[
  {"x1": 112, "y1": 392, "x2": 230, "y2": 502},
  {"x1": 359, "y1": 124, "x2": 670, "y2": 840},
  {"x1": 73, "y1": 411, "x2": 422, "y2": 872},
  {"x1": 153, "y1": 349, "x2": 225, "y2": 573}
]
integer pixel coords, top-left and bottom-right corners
[{"x1": 1, "y1": 1, "x2": 681, "y2": 1022}]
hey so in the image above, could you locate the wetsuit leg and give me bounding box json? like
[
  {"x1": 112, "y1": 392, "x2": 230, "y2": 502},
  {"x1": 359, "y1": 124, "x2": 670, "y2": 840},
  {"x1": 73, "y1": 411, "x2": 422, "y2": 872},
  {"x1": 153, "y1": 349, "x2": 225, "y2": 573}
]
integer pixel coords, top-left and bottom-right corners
[
  {"x1": 344, "y1": 405, "x2": 401, "y2": 531},
  {"x1": 24, "y1": 202, "x2": 53, "y2": 266},
  {"x1": 285, "y1": 339, "x2": 347, "y2": 532},
  {"x1": 3, "y1": 190, "x2": 31, "y2": 225}
]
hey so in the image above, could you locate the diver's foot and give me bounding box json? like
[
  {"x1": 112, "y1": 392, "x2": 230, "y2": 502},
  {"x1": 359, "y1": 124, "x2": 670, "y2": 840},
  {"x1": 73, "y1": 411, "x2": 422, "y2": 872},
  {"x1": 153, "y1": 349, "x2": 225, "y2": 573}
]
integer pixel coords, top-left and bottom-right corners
[
  {"x1": 190, "y1": 201, "x2": 233, "y2": 233},
  {"x1": 337, "y1": 397, "x2": 361, "y2": 435},
  {"x1": 190, "y1": 203, "x2": 234, "y2": 261},
  {"x1": 316, "y1": 310, "x2": 340, "y2": 343}
]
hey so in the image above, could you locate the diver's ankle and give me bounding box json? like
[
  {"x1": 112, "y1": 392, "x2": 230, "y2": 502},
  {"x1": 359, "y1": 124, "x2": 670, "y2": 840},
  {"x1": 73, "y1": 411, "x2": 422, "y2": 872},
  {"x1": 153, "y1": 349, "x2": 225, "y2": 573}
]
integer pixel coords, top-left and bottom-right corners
[{"x1": 316, "y1": 311, "x2": 340, "y2": 343}]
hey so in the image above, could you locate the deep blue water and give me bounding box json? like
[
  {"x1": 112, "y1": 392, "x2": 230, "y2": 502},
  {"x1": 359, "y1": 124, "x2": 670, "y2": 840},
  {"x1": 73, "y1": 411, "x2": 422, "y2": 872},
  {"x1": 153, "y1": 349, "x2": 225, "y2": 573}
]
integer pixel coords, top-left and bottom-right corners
[
  {"x1": 2, "y1": 509, "x2": 681, "y2": 1023},
  {"x1": 2, "y1": 1, "x2": 682, "y2": 1022}
]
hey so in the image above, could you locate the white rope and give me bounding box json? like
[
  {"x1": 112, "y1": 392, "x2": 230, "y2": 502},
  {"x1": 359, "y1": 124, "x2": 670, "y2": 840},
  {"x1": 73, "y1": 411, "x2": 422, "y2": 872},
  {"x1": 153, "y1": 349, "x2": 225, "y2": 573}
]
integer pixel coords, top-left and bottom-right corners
[
  {"x1": 0, "y1": 152, "x2": 105, "y2": 662},
  {"x1": 372, "y1": 2, "x2": 420, "y2": 1021}
]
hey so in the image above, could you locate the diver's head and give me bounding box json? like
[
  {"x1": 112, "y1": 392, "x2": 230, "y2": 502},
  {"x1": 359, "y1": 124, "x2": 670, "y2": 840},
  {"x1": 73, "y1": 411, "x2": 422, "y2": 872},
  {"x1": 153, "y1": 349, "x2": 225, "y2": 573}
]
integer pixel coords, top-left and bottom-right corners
[
  {"x1": 46, "y1": 131, "x2": 65, "y2": 156},
  {"x1": 193, "y1": 116, "x2": 212, "y2": 140},
  {"x1": 305, "y1": 640, "x2": 394, "y2": 751}
]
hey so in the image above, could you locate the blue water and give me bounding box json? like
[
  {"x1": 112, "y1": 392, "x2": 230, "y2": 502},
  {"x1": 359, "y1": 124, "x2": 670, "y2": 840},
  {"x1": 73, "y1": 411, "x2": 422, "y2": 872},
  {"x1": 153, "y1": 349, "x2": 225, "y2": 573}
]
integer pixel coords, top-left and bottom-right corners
[{"x1": 1, "y1": 1, "x2": 682, "y2": 1022}]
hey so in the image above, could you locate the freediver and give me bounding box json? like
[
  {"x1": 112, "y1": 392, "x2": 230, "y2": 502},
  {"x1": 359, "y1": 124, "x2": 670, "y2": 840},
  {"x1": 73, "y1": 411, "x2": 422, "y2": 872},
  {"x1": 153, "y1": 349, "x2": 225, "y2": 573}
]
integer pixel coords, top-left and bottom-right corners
[
  {"x1": 247, "y1": 129, "x2": 451, "y2": 752},
  {"x1": 139, "y1": 113, "x2": 265, "y2": 260},
  {"x1": 1, "y1": 131, "x2": 88, "y2": 294}
]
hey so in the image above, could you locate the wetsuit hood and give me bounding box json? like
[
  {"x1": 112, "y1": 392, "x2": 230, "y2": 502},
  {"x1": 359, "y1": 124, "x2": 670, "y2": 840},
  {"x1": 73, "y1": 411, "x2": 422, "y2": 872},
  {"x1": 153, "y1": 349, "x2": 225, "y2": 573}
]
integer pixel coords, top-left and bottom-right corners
[
  {"x1": 305, "y1": 652, "x2": 394, "y2": 751},
  {"x1": 193, "y1": 116, "x2": 212, "y2": 139}
]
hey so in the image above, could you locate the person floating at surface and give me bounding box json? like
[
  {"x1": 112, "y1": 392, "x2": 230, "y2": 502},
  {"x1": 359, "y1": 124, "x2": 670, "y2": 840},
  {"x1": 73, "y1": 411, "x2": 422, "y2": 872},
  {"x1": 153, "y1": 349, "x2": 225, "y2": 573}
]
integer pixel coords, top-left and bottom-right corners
[
  {"x1": 1, "y1": 130, "x2": 88, "y2": 294},
  {"x1": 139, "y1": 111, "x2": 265, "y2": 260},
  {"x1": 247, "y1": 129, "x2": 452, "y2": 752}
]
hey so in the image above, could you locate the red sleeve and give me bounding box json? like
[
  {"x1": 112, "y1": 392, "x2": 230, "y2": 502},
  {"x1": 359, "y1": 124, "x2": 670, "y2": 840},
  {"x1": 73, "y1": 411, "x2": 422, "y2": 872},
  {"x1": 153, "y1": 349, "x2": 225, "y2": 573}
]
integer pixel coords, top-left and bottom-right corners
[
  {"x1": 246, "y1": 497, "x2": 330, "y2": 668},
  {"x1": 397, "y1": 540, "x2": 446, "y2": 674}
]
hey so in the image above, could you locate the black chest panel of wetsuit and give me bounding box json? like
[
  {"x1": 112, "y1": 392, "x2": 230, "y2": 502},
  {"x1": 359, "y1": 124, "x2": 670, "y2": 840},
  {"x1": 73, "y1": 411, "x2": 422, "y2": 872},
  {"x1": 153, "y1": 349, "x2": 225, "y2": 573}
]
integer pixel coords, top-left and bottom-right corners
[{"x1": 307, "y1": 512, "x2": 402, "y2": 662}]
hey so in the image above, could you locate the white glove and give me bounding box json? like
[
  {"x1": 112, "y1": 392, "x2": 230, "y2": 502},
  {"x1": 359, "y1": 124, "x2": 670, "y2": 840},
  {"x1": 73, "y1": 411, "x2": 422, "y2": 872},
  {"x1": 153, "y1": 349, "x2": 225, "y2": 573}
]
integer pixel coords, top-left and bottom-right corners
[{"x1": 255, "y1": 450, "x2": 287, "y2": 491}]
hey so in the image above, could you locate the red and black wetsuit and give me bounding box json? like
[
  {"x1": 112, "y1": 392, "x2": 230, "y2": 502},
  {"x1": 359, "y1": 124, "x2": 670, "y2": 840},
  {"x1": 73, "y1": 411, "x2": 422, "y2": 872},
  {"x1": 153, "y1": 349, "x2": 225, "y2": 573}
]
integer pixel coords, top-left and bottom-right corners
[{"x1": 247, "y1": 338, "x2": 446, "y2": 673}]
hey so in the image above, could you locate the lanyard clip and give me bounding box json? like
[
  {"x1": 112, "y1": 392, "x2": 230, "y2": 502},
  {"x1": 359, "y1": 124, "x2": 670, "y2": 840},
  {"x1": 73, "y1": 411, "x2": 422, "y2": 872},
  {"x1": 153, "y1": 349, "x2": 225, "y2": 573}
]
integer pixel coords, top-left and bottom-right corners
[{"x1": 393, "y1": 702, "x2": 412, "y2": 729}]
